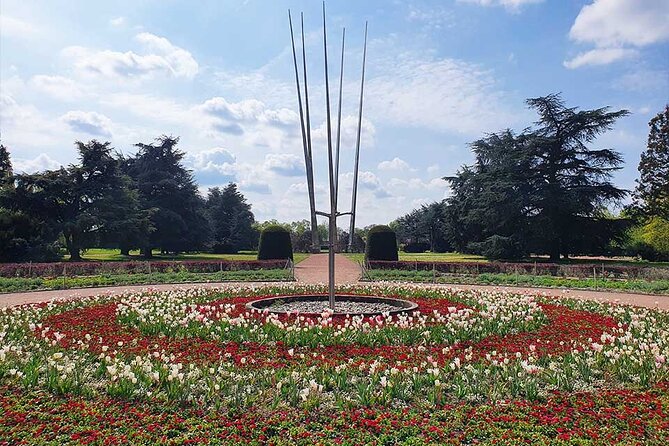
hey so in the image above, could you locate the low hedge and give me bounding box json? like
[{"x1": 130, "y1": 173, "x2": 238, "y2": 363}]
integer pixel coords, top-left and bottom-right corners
[
  {"x1": 0, "y1": 260, "x2": 288, "y2": 279},
  {"x1": 367, "y1": 260, "x2": 669, "y2": 280}
]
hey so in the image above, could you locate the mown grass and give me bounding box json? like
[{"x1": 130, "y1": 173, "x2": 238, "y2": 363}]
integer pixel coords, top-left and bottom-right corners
[
  {"x1": 364, "y1": 269, "x2": 669, "y2": 294},
  {"x1": 65, "y1": 248, "x2": 309, "y2": 264},
  {"x1": 344, "y1": 252, "x2": 488, "y2": 264},
  {"x1": 346, "y1": 251, "x2": 669, "y2": 268},
  {"x1": 0, "y1": 269, "x2": 293, "y2": 293}
]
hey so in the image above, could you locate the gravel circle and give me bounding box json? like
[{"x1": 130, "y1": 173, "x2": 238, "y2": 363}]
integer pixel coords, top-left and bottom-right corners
[{"x1": 268, "y1": 299, "x2": 401, "y2": 315}]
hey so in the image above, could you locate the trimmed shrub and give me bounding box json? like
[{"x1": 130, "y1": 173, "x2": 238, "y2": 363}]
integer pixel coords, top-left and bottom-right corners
[
  {"x1": 257, "y1": 225, "x2": 294, "y2": 261},
  {"x1": 365, "y1": 225, "x2": 398, "y2": 261}
]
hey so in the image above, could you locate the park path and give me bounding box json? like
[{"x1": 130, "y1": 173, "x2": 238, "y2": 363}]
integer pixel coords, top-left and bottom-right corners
[
  {"x1": 294, "y1": 253, "x2": 361, "y2": 284},
  {"x1": 1, "y1": 255, "x2": 668, "y2": 310}
]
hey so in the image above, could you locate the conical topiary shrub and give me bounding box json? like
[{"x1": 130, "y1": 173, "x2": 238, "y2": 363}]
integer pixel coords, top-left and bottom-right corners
[
  {"x1": 257, "y1": 225, "x2": 294, "y2": 261},
  {"x1": 365, "y1": 225, "x2": 398, "y2": 261}
]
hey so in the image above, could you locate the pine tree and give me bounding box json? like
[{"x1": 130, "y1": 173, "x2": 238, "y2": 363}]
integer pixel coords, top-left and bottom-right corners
[
  {"x1": 634, "y1": 105, "x2": 669, "y2": 220},
  {"x1": 206, "y1": 183, "x2": 256, "y2": 253},
  {"x1": 445, "y1": 94, "x2": 629, "y2": 260},
  {"x1": 127, "y1": 136, "x2": 210, "y2": 257}
]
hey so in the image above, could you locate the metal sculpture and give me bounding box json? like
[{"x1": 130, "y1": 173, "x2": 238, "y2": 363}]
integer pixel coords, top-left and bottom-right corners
[{"x1": 289, "y1": 2, "x2": 368, "y2": 309}]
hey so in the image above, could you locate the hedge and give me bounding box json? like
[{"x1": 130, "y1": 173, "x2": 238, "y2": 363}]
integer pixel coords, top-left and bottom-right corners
[
  {"x1": 367, "y1": 260, "x2": 669, "y2": 280},
  {"x1": 0, "y1": 260, "x2": 289, "y2": 279},
  {"x1": 365, "y1": 226, "x2": 398, "y2": 261},
  {"x1": 257, "y1": 226, "x2": 293, "y2": 261}
]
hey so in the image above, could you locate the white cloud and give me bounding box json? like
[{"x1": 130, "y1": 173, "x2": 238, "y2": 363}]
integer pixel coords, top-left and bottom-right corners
[
  {"x1": 109, "y1": 17, "x2": 126, "y2": 27},
  {"x1": 135, "y1": 32, "x2": 198, "y2": 78},
  {"x1": 612, "y1": 68, "x2": 669, "y2": 93},
  {"x1": 30, "y1": 75, "x2": 84, "y2": 101},
  {"x1": 62, "y1": 32, "x2": 198, "y2": 80},
  {"x1": 264, "y1": 153, "x2": 304, "y2": 176},
  {"x1": 312, "y1": 115, "x2": 376, "y2": 150},
  {"x1": 13, "y1": 153, "x2": 62, "y2": 173},
  {"x1": 387, "y1": 177, "x2": 447, "y2": 191},
  {"x1": 60, "y1": 111, "x2": 113, "y2": 137},
  {"x1": 427, "y1": 164, "x2": 440, "y2": 175},
  {"x1": 367, "y1": 52, "x2": 520, "y2": 135},
  {"x1": 569, "y1": 0, "x2": 669, "y2": 48},
  {"x1": 407, "y1": 5, "x2": 454, "y2": 29},
  {"x1": 565, "y1": 0, "x2": 669, "y2": 68},
  {"x1": 457, "y1": 0, "x2": 543, "y2": 12},
  {"x1": 199, "y1": 97, "x2": 298, "y2": 135},
  {"x1": 378, "y1": 157, "x2": 411, "y2": 172},
  {"x1": 563, "y1": 48, "x2": 638, "y2": 69},
  {"x1": 0, "y1": 15, "x2": 39, "y2": 38},
  {"x1": 0, "y1": 93, "x2": 30, "y2": 124}
]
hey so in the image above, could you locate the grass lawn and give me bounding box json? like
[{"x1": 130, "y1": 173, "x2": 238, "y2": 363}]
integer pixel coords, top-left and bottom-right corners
[
  {"x1": 346, "y1": 251, "x2": 669, "y2": 267},
  {"x1": 66, "y1": 248, "x2": 309, "y2": 264},
  {"x1": 344, "y1": 252, "x2": 489, "y2": 264}
]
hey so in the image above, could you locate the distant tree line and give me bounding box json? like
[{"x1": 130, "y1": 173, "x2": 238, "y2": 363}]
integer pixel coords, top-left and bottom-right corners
[
  {"x1": 0, "y1": 136, "x2": 258, "y2": 262},
  {"x1": 392, "y1": 97, "x2": 669, "y2": 261}
]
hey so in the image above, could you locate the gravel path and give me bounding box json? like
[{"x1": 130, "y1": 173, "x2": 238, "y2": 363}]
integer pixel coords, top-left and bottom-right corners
[{"x1": 1, "y1": 255, "x2": 668, "y2": 310}]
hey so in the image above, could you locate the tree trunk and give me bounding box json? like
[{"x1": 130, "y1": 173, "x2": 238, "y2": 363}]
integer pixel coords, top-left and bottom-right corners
[
  {"x1": 549, "y1": 239, "x2": 560, "y2": 262},
  {"x1": 64, "y1": 232, "x2": 82, "y2": 261},
  {"x1": 68, "y1": 246, "x2": 82, "y2": 262},
  {"x1": 141, "y1": 246, "x2": 153, "y2": 259}
]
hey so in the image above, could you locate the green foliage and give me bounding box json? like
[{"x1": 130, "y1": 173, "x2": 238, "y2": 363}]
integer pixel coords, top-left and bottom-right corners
[
  {"x1": 365, "y1": 225, "x2": 398, "y2": 261},
  {"x1": 125, "y1": 136, "x2": 209, "y2": 256},
  {"x1": 469, "y1": 235, "x2": 524, "y2": 261},
  {"x1": 393, "y1": 202, "x2": 452, "y2": 253},
  {"x1": 0, "y1": 269, "x2": 292, "y2": 293},
  {"x1": 445, "y1": 93, "x2": 629, "y2": 260},
  {"x1": 628, "y1": 218, "x2": 669, "y2": 261},
  {"x1": 365, "y1": 270, "x2": 669, "y2": 294},
  {"x1": 206, "y1": 183, "x2": 257, "y2": 253},
  {"x1": 633, "y1": 105, "x2": 669, "y2": 220},
  {"x1": 257, "y1": 225, "x2": 293, "y2": 260}
]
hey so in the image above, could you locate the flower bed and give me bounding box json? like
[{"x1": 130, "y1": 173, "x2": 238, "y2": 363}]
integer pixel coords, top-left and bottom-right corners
[
  {"x1": 0, "y1": 259, "x2": 289, "y2": 278},
  {"x1": 1, "y1": 284, "x2": 668, "y2": 444}
]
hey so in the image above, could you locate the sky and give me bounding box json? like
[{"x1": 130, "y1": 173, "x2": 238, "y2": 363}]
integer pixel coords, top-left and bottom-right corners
[{"x1": 1, "y1": 0, "x2": 668, "y2": 227}]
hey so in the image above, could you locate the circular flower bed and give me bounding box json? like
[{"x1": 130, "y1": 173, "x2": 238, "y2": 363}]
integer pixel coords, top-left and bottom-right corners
[{"x1": 1, "y1": 283, "x2": 668, "y2": 444}]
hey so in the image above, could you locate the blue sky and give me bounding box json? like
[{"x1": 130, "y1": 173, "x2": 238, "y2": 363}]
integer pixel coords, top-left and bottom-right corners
[{"x1": 1, "y1": 0, "x2": 668, "y2": 226}]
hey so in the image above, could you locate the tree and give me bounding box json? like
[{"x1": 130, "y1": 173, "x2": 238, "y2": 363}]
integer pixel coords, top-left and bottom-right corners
[
  {"x1": 526, "y1": 94, "x2": 628, "y2": 259},
  {"x1": 206, "y1": 183, "x2": 257, "y2": 253},
  {"x1": 0, "y1": 144, "x2": 12, "y2": 185},
  {"x1": 11, "y1": 141, "x2": 137, "y2": 261},
  {"x1": 445, "y1": 94, "x2": 629, "y2": 260},
  {"x1": 126, "y1": 136, "x2": 209, "y2": 257},
  {"x1": 0, "y1": 144, "x2": 60, "y2": 261},
  {"x1": 634, "y1": 105, "x2": 669, "y2": 220},
  {"x1": 393, "y1": 202, "x2": 451, "y2": 252}
]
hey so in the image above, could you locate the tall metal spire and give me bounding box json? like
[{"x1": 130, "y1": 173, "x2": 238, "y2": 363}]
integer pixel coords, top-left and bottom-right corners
[
  {"x1": 289, "y1": 4, "x2": 368, "y2": 309},
  {"x1": 348, "y1": 21, "x2": 368, "y2": 252}
]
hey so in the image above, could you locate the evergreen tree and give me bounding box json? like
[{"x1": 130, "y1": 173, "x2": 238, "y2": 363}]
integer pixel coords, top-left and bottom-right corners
[
  {"x1": 206, "y1": 183, "x2": 256, "y2": 253},
  {"x1": 526, "y1": 94, "x2": 629, "y2": 259},
  {"x1": 634, "y1": 105, "x2": 669, "y2": 220},
  {"x1": 126, "y1": 136, "x2": 209, "y2": 257},
  {"x1": 12, "y1": 140, "x2": 136, "y2": 260},
  {"x1": 445, "y1": 94, "x2": 629, "y2": 260},
  {"x1": 0, "y1": 144, "x2": 12, "y2": 185}
]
